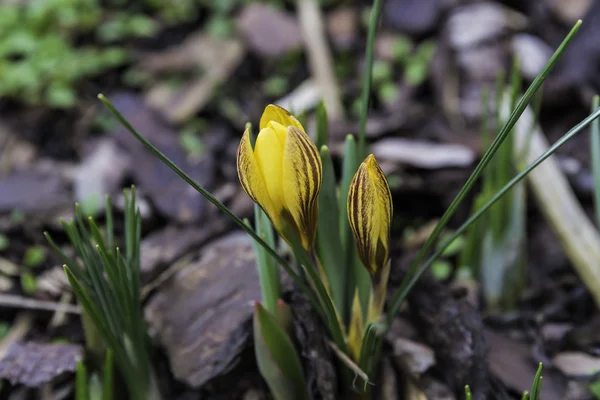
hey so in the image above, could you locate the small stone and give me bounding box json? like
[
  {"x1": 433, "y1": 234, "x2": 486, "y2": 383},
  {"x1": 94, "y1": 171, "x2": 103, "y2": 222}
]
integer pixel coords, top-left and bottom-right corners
[
  {"x1": 384, "y1": 0, "x2": 442, "y2": 35},
  {"x1": 237, "y1": 4, "x2": 303, "y2": 57},
  {"x1": 145, "y1": 232, "x2": 261, "y2": 387},
  {"x1": 327, "y1": 7, "x2": 357, "y2": 50},
  {"x1": 546, "y1": 0, "x2": 592, "y2": 24},
  {"x1": 0, "y1": 341, "x2": 82, "y2": 387}
]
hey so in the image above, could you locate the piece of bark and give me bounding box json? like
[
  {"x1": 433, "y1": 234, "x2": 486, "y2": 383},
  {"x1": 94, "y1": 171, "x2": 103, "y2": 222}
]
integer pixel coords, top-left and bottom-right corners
[
  {"x1": 0, "y1": 341, "x2": 82, "y2": 387},
  {"x1": 0, "y1": 170, "x2": 70, "y2": 214},
  {"x1": 145, "y1": 232, "x2": 260, "y2": 388},
  {"x1": 74, "y1": 137, "x2": 130, "y2": 211},
  {"x1": 485, "y1": 329, "x2": 566, "y2": 399},
  {"x1": 140, "y1": 215, "x2": 228, "y2": 281},
  {"x1": 290, "y1": 290, "x2": 338, "y2": 400},
  {"x1": 237, "y1": 4, "x2": 303, "y2": 57}
]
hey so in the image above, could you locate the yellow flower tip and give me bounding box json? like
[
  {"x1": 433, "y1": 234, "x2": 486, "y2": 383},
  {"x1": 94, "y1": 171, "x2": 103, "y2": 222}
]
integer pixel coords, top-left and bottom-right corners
[
  {"x1": 237, "y1": 107, "x2": 321, "y2": 251},
  {"x1": 260, "y1": 104, "x2": 305, "y2": 132},
  {"x1": 347, "y1": 154, "x2": 393, "y2": 276}
]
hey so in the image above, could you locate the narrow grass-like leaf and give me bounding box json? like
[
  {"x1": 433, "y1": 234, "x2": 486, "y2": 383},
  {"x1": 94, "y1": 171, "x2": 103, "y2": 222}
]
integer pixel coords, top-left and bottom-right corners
[
  {"x1": 390, "y1": 105, "x2": 600, "y2": 321},
  {"x1": 75, "y1": 361, "x2": 89, "y2": 400},
  {"x1": 339, "y1": 135, "x2": 358, "y2": 250},
  {"x1": 465, "y1": 385, "x2": 472, "y2": 400},
  {"x1": 387, "y1": 20, "x2": 583, "y2": 325},
  {"x1": 530, "y1": 363, "x2": 543, "y2": 400},
  {"x1": 253, "y1": 302, "x2": 309, "y2": 400},
  {"x1": 357, "y1": 322, "x2": 381, "y2": 389},
  {"x1": 591, "y1": 95, "x2": 600, "y2": 226},
  {"x1": 63, "y1": 266, "x2": 114, "y2": 350},
  {"x1": 315, "y1": 101, "x2": 328, "y2": 149},
  {"x1": 44, "y1": 231, "x2": 90, "y2": 285},
  {"x1": 105, "y1": 195, "x2": 114, "y2": 252},
  {"x1": 103, "y1": 350, "x2": 114, "y2": 400},
  {"x1": 358, "y1": 0, "x2": 384, "y2": 158},
  {"x1": 338, "y1": 135, "x2": 370, "y2": 318},
  {"x1": 476, "y1": 66, "x2": 527, "y2": 310},
  {"x1": 317, "y1": 146, "x2": 346, "y2": 318}
]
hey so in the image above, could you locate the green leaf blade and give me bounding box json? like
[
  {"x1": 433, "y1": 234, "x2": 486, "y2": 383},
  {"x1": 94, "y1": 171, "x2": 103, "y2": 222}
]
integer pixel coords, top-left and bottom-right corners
[{"x1": 253, "y1": 302, "x2": 308, "y2": 400}]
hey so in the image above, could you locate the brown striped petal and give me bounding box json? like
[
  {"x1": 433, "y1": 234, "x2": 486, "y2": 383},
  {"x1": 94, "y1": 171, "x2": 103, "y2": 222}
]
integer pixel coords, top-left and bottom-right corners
[
  {"x1": 347, "y1": 154, "x2": 393, "y2": 275},
  {"x1": 281, "y1": 126, "x2": 322, "y2": 250},
  {"x1": 236, "y1": 128, "x2": 281, "y2": 230}
]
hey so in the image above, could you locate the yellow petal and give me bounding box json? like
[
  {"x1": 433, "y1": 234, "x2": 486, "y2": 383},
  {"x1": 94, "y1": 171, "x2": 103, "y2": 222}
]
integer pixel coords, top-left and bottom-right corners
[
  {"x1": 254, "y1": 126, "x2": 287, "y2": 220},
  {"x1": 282, "y1": 126, "x2": 322, "y2": 250},
  {"x1": 260, "y1": 104, "x2": 305, "y2": 132},
  {"x1": 347, "y1": 154, "x2": 393, "y2": 275},
  {"x1": 236, "y1": 128, "x2": 280, "y2": 227}
]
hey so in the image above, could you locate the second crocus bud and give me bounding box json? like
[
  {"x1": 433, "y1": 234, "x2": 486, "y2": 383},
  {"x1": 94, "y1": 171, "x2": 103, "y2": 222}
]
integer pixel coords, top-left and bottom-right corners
[{"x1": 347, "y1": 154, "x2": 393, "y2": 276}]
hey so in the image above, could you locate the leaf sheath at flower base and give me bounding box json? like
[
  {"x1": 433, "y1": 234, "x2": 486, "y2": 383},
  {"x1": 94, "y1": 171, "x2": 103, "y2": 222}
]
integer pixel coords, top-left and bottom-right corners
[{"x1": 253, "y1": 302, "x2": 309, "y2": 400}]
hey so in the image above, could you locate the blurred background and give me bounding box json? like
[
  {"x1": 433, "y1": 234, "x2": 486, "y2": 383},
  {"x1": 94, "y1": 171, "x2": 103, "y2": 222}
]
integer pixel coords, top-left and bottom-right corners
[{"x1": 1, "y1": 0, "x2": 600, "y2": 399}]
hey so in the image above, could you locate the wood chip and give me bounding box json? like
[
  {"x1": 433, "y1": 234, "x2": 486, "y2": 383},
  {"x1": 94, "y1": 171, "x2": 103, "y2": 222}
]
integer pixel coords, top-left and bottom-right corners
[
  {"x1": 144, "y1": 232, "x2": 260, "y2": 387},
  {"x1": 0, "y1": 341, "x2": 82, "y2": 387},
  {"x1": 237, "y1": 4, "x2": 303, "y2": 57},
  {"x1": 372, "y1": 138, "x2": 475, "y2": 169},
  {"x1": 553, "y1": 352, "x2": 600, "y2": 378}
]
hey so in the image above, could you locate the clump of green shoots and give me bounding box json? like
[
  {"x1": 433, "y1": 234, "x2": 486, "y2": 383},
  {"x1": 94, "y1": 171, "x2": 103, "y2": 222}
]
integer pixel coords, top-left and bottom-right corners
[
  {"x1": 459, "y1": 61, "x2": 540, "y2": 311},
  {"x1": 45, "y1": 188, "x2": 160, "y2": 400}
]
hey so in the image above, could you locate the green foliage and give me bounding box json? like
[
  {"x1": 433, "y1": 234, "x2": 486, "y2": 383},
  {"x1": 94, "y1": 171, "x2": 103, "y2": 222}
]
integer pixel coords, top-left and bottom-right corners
[
  {"x1": 354, "y1": 36, "x2": 437, "y2": 116},
  {"x1": 253, "y1": 302, "x2": 308, "y2": 400},
  {"x1": 179, "y1": 129, "x2": 204, "y2": 159},
  {"x1": 0, "y1": 0, "x2": 129, "y2": 107},
  {"x1": 22, "y1": 245, "x2": 47, "y2": 267},
  {"x1": 0, "y1": 0, "x2": 250, "y2": 108},
  {"x1": 75, "y1": 350, "x2": 114, "y2": 400},
  {"x1": 20, "y1": 272, "x2": 38, "y2": 294},
  {"x1": 45, "y1": 190, "x2": 161, "y2": 400},
  {"x1": 263, "y1": 76, "x2": 289, "y2": 98},
  {"x1": 317, "y1": 146, "x2": 347, "y2": 317},
  {"x1": 0, "y1": 234, "x2": 9, "y2": 251},
  {"x1": 0, "y1": 322, "x2": 10, "y2": 340}
]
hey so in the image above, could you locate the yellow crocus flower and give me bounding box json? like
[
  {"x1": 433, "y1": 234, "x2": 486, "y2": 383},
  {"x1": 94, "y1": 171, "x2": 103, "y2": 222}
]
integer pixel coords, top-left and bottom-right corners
[
  {"x1": 237, "y1": 105, "x2": 322, "y2": 251},
  {"x1": 347, "y1": 154, "x2": 393, "y2": 275}
]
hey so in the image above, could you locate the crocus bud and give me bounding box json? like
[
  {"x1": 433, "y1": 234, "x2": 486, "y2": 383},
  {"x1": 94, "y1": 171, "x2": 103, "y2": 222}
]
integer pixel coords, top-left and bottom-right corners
[
  {"x1": 347, "y1": 154, "x2": 393, "y2": 275},
  {"x1": 237, "y1": 105, "x2": 322, "y2": 250}
]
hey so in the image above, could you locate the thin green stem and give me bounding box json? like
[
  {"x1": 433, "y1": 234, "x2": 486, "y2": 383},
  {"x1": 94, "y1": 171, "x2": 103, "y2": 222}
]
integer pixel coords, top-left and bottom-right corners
[
  {"x1": 386, "y1": 20, "x2": 582, "y2": 326},
  {"x1": 293, "y1": 244, "x2": 346, "y2": 351},
  {"x1": 357, "y1": 0, "x2": 384, "y2": 158}
]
